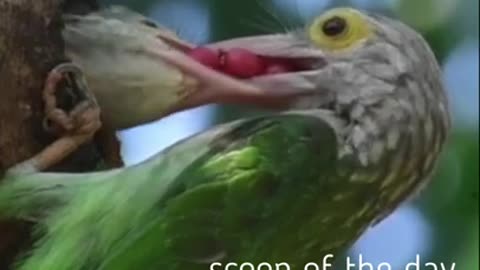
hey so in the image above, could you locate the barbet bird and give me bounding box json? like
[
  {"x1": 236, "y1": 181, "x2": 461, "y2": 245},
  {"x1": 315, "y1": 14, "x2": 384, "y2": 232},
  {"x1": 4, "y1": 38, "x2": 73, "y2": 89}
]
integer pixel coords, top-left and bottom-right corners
[
  {"x1": 1, "y1": 7, "x2": 450, "y2": 270},
  {"x1": 7, "y1": 6, "x2": 289, "y2": 174}
]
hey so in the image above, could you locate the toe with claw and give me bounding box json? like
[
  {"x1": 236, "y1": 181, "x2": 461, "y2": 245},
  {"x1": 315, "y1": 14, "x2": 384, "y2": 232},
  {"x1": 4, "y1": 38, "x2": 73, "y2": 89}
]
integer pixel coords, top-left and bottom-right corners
[
  {"x1": 42, "y1": 63, "x2": 99, "y2": 134},
  {"x1": 7, "y1": 63, "x2": 101, "y2": 175}
]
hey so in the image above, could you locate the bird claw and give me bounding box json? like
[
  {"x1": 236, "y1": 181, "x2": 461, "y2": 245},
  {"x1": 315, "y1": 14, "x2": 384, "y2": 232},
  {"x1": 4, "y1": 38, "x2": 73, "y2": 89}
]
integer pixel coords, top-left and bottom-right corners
[
  {"x1": 6, "y1": 64, "x2": 102, "y2": 175},
  {"x1": 43, "y1": 62, "x2": 102, "y2": 153},
  {"x1": 43, "y1": 63, "x2": 99, "y2": 135}
]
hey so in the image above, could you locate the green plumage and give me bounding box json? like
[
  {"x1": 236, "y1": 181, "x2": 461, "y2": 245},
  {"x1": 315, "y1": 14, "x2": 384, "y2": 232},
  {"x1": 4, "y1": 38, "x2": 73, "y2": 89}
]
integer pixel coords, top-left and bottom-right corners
[{"x1": 0, "y1": 113, "x2": 349, "y2": 270}]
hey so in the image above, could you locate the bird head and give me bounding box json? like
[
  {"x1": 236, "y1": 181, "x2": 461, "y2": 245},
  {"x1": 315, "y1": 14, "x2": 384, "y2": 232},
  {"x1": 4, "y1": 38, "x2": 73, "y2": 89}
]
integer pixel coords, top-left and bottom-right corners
[
  {"x1": 159, "y1": 7, "x2": 450, "y2": 128},
  {"x1": 197, "y1": 7, "x2": 452, "y2": 167},
  {"x1": 204, "y1": 7, "x2": 449, "y2": 119}
]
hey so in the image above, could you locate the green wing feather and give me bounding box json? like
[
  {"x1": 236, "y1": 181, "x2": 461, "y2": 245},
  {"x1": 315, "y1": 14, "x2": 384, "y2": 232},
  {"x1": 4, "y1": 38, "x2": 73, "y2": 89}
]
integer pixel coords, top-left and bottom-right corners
[
  {"x1": 0, "y1": 113, "x2": 338, "y2": 270},
  {"x1": 100, "y1": 114, "x2": 338, "y2": 270}
]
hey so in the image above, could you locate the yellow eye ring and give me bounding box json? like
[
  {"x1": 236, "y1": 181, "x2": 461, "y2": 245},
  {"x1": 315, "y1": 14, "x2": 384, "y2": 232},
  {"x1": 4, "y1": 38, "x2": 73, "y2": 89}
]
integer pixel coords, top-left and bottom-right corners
[{"x1": 309, "y1": 8, "x2": 372, "y2": 51}]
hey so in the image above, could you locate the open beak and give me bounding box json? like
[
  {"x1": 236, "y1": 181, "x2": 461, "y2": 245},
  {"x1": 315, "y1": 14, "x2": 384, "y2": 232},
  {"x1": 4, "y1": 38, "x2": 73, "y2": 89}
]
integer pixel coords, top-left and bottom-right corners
[{"x1": 152, "y1": 33, "x2": 327, "y2": 112}]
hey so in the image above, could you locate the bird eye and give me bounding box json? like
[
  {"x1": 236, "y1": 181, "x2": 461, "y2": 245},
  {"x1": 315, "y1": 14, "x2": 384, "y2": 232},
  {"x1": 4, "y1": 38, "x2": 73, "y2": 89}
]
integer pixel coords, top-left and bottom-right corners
[
  {"x1": 322, "y1": 16, "x2": 347, "y2": 37},
  {"x1": 309, "y1": 8, "x2": 372, "y2": 51}
]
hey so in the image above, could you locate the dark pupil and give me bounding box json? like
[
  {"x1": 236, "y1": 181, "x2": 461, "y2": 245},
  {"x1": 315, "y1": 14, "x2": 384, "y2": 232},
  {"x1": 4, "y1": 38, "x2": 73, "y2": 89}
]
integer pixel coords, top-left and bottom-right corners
[{"x1": 322, "y1": 16, "x2": 347, "y2": 36}]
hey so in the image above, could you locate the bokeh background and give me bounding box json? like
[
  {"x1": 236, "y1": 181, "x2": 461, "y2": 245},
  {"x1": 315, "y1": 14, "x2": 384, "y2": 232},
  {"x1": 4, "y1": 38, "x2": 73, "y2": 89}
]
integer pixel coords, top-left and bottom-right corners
[{"x1": 105, "y1": 0, "x2": 478, "y2": 269}]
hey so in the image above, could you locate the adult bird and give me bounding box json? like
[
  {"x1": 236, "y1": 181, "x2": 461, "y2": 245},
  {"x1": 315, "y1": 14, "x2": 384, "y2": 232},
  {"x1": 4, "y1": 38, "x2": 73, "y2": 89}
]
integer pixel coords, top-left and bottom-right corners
[
  {"x1": 7, "y1": 6, "x2": 291, "y2": 174},
  {"x1": 0, "y1": 7, "x2": 450, "y2": 270}
]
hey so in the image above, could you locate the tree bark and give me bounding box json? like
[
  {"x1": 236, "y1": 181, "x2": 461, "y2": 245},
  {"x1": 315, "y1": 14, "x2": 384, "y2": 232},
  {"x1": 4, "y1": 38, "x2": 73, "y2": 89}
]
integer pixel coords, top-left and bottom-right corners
[{"x1": 0, "y1": 0, "x2": 101, "y2": 267}]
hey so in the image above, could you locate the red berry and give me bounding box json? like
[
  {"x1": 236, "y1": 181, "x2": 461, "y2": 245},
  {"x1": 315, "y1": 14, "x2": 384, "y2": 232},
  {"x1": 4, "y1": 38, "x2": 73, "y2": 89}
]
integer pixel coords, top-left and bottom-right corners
[
  {"x1": 188, "y1": 47, "x2": 221, "y2": 70},
  {"x1": 222, "y1": 48, "x2": 266, "y2": 78}
]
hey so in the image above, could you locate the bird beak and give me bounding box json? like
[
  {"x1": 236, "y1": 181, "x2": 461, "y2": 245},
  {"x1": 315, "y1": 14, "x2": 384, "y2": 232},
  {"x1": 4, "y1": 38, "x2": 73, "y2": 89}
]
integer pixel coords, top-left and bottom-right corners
[
  {"x1": 208, "y1": 34, "x2": 327, "y2": 97},
  {"x1": 152, "y1": 33, "x2": 326, "y2": 112}
]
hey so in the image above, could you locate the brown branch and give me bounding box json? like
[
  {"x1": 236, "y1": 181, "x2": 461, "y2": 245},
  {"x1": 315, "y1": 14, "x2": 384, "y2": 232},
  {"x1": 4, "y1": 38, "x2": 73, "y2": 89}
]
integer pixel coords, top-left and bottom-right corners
[{"x1": 0, "y1": 0, "x2": 104, "y2": 267}]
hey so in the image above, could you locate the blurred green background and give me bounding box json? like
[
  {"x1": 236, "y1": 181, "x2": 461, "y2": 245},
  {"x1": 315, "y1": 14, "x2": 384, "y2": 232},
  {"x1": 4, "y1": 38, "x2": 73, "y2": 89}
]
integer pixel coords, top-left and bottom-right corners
[{"x1": 104, "y1": 0, "x2": 479, "y2": 269}]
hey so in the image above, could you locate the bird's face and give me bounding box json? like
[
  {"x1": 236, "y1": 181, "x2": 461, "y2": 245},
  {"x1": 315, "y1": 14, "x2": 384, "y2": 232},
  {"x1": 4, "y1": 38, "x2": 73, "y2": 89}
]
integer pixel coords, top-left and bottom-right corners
[
  {"x1": 202, "y1": 7, "x2": 449, "y2": 115},
  {"x1": 162, "y1": 7, "x2": 450, "y2": 137},
  {"x1": 181, "y1": 7, "x2": 451, "y2": 169}
]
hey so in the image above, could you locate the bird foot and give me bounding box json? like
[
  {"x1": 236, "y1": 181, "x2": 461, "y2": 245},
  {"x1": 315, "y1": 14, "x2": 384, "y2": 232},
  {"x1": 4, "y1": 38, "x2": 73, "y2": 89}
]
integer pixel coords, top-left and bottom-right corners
[
  {"x1": 42, "y1": 63, "x2": 99, "y2": 134},
  {"x1": 6, "y1": 63, "x2": 101, "y2": 175}
]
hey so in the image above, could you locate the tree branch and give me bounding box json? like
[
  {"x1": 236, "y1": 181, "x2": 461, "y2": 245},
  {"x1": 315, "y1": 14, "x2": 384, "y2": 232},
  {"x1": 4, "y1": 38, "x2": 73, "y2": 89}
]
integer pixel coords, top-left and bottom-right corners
[{"x1": 0, "y1": 0, "x2": 101, "y2": 267}]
